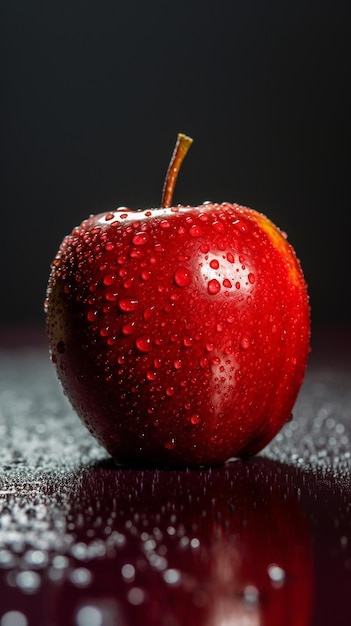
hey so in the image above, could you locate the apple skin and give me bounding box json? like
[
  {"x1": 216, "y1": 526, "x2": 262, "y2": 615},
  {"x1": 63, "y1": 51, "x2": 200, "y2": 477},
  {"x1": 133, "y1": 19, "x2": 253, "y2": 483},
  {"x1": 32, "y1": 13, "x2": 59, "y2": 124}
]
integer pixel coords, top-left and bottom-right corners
[{"x1": 45, "y1": 201, "x2": 310, "y2": 467}]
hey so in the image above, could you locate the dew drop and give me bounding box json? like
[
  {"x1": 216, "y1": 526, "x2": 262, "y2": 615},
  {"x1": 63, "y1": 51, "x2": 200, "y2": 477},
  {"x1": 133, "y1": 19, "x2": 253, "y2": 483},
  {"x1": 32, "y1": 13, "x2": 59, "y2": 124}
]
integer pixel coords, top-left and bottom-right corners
[
  {"x1": 160, "y1": 220, "x2": 171, "y2": 229},
  {"x1": 118, "y1": 297, "x2": 139, "y2": 312},
  {"x1": 190, "y1": 414, "x2": 201, "y2": 425},
  {"x1": 143, "y1": 306, "x2": 154, "y2": 321},
  {"x1": 174, "y1": 267, "x2": 191, "y2": 287},
  {"x1": 105, "y1": 291, "x2": 118, "y2": 302},
  {"x1": 104, "y1": 212, "x2": 115, "y2": 221},
  {"x1": 103, "y1": 273, "x2": 116, "y2": 286},
  {"x1": 141, "y1": 270, "x2": 151, "y2": 281},
  {"x1": 183, "y1": 336, "x2": 193, "y2": 347},
  {"x1": 135, "y1": 336, "x2": 153, "y2": 353},
  {"x1": 132, "y1": 232, "x2": 150, "y2": 246},
  {"x1": 87, "y1": 309, "x2": 98, "y2": 322},
  {"x1": 122, "y1": 322, "x2": 136, "y2": 335},
  {"x1": 146, "y1": 370, "x2": 157, "y2": 381},
  {"x1": 207, "y1": 279, "x2": 221, "y2": 295},
  {"x1": 212, "y1": 220, "x2": 225, "y2": 233},
  {"x1": 164, "y1": 438, "x2": 176, "y2": 450},
  {"x1": 240, "y1": 334, "x2": 251, "y2": 349},
  {"x1": 189, "y1": 224, "x2": 202, "y2": 237},
  {"x1": 123, "y1": 278, "x2": 133, "y2": 289},
  {"x1": 130, "y1": 249, "x2": 145, "y2": 259}
]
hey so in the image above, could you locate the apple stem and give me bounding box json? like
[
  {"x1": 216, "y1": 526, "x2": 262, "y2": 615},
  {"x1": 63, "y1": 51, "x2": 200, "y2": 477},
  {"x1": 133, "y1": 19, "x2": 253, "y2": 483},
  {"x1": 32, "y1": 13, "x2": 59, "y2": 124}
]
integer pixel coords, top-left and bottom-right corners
[{"x1": 161, "y1": 133, "x2": 193, "y2": 208}]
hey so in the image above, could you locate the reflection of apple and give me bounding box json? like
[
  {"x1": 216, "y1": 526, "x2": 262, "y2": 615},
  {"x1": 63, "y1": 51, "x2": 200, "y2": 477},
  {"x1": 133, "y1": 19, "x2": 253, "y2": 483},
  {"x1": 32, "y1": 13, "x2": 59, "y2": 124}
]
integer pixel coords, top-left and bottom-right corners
[
  {"x1": 49, "y1": 459, "x2": 313, "y2": 626},
  {"x1": 45, "y1": 133, "x2": 310, "y2": 467}
]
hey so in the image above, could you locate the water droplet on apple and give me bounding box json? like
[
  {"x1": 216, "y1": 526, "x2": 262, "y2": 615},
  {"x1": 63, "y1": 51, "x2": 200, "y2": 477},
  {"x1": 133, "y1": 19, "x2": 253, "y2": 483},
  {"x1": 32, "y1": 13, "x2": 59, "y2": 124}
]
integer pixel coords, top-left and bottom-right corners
[
  {"x1": 189, "y1": 224, "x2": 202, "y2": 237},
  {"x1": 103, "y1": 273, "x2": 116, "y2": 286},
  {"x1": 146, "y1": 370, "x2": 157, "y2": 381},
  {"x1": 166, "y1": 387, "x2": 175, "y2": 396},
  {"x1": 173, "y1": 267, "x2": 191, "y2": 287},
  {"x1": 164, "y1": 438, "x2": 176, "y2": 450},
  {"x1": 160, "y1": 219, "x2": 170, "y2": 229},
  {"x1": 104, "y1": 212, "x2": 115, "y2": 221},
  {"x1": 190, "y1": 414, "x2": 201, "y2": 425},
  {"x1": 207, "y1": 279, "x2": 220, "y2": 295},
  {"x1": 248, "y1": 272, "x2": 255, "y2": 284},
  {"x1": 212, "y1": 220, "x2": 225, "y2": 233},
  {"x1": 223, "y1": 278, "x2": 232, "y2": 288},
  {"x1": 118, "y1": 297, "x2": 139, "y2": 312},
  {"x1": 210, "y1": 259, "x2": 219, "y2": 269},
  {"x1": 130, "y1": 249, "x2": 145, "y2": 259},
  {"x1": 132, "y1": 232, "x2": 150, "y2": 246},
  {"x1": 141, "y1": 270, "x2": 151, "y2": 281},
  {"x1": 200, "y1": 242, "x2": 209, "y2": 253},
  {"x1": 105, "y1": 291, "x2": 118, "y2": 302},
  {"x1": 173, "y1": 359, "x2": 182, "y2": 369},
  {"x1": 226, "y1": 251, "x2": 234, "y2": 263},
  {"x1": 143, "y1": 306, "x2": 153, "y2": 321},
  {"x1": 122, "y1": 322, "x2": 135, "y2": 335},
  {"x1": 87, "y1": 309, "x2": 98, "y2": 321},
  {"x1": 183, "y1": 336, "x2": 193, "y2": 347},
  {"x1": 135, "y1": 336, "x2": 153, "y2": 352},
  {"x1": 240, "y1": 334, "x2": 251, "y2": 349}
]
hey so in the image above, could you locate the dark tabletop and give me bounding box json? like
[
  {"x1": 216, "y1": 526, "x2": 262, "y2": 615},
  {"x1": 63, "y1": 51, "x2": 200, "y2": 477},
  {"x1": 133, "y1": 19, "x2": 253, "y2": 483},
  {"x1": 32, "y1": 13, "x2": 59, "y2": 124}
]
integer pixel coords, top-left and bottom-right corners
[{"x1": 0, "y1": 326, "x2": 350, "y2": 626}]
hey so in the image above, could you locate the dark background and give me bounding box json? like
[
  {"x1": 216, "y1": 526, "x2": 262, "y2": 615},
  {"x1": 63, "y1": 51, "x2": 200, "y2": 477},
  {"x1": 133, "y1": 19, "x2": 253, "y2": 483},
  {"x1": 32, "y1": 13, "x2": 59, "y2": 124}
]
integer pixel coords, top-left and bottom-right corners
[{"x1": 1, "y1": 0, "x2": 350, "y2": 333}]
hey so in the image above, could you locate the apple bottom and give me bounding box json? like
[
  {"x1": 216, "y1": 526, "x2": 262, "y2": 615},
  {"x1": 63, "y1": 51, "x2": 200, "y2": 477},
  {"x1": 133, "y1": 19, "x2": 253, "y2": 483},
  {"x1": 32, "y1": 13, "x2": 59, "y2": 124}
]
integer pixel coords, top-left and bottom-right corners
[{"x1": 52, "y1": 327, "x2": 306, "y2": 468}]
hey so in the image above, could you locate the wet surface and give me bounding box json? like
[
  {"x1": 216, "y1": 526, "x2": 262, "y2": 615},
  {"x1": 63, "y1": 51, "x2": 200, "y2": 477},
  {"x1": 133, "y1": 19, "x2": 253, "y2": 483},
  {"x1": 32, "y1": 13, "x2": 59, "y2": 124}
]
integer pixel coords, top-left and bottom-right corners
[{"x1": 0, "y1": 327, "x2": 350, "y2": 625}]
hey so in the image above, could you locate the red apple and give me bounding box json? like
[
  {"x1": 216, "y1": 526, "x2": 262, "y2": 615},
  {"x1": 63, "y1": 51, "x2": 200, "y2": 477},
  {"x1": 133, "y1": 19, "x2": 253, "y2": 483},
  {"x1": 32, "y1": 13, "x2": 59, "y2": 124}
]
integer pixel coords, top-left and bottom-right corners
[{"x1": 45, "y1": 133, "x2": 310, "y2": 467}]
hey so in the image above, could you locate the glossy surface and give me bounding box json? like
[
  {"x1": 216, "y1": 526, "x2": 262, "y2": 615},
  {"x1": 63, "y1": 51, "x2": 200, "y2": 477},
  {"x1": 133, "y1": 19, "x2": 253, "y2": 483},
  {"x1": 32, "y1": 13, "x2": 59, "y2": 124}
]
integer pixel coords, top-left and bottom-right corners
[
  {"x1": 45, "y1": 203, "x2": 310, "y2": 466},
  {"x1": 0, "y1": 327, "x2": 350, "y2": 625}
]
